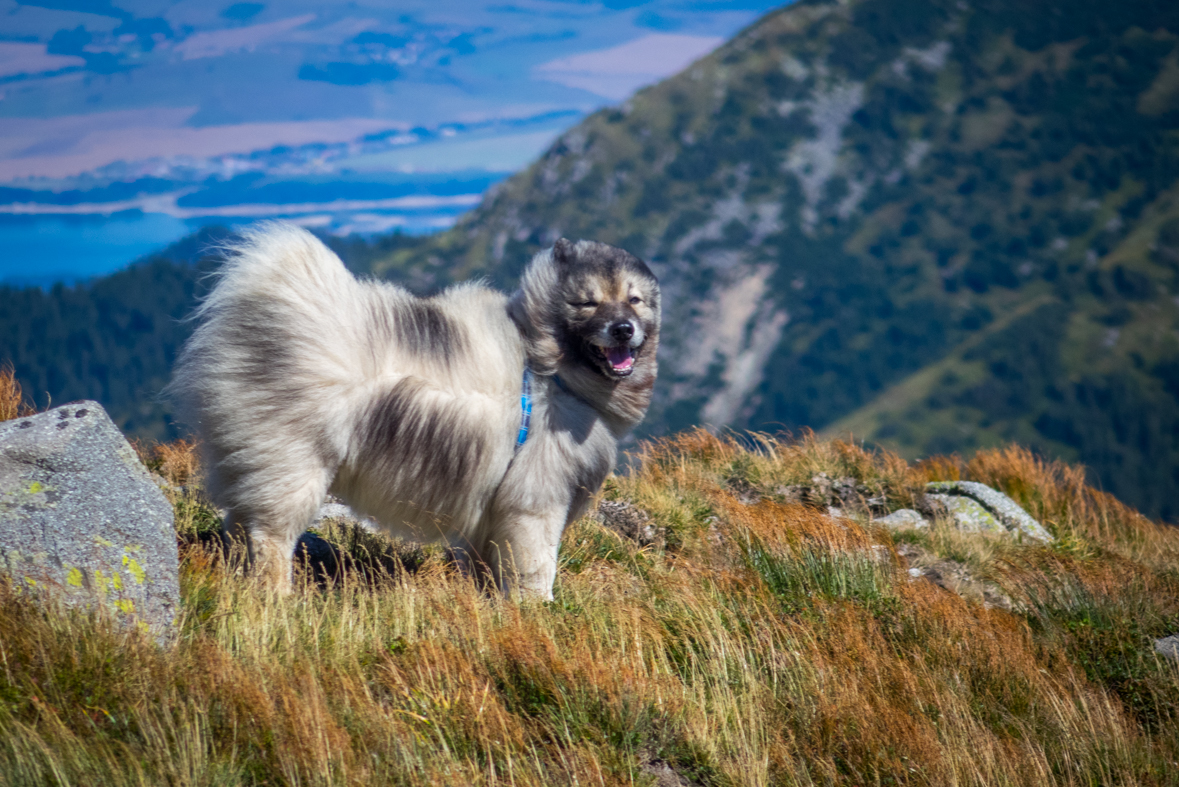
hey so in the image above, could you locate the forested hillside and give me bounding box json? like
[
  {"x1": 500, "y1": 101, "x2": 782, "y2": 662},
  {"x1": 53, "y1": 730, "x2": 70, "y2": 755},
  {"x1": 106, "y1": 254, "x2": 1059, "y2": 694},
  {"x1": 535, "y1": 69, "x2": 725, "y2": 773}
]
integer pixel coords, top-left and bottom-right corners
[
  {"x1": 371, "y1": 0, "x2": 1179, "y2": 520},
  {"x1": 0, "y1": 229, "x2": 225, "y2": 438},
  {"x1": 0, "y1": 229, "x2": 422, "y2": 438}
]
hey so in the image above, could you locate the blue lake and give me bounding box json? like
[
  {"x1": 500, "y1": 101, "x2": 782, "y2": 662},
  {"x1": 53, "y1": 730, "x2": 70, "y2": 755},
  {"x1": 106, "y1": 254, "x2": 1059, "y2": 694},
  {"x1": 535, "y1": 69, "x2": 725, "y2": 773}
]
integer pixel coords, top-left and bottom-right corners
[
  {"x1": 0, "y1": 207, "x2": 465, "y2": 288},
  {"x1": 0, "y1": 170, "x2": 508, "y2": 287},
  {"x1": 0, "y1": 213, "x2": 196, "y2": 287}
]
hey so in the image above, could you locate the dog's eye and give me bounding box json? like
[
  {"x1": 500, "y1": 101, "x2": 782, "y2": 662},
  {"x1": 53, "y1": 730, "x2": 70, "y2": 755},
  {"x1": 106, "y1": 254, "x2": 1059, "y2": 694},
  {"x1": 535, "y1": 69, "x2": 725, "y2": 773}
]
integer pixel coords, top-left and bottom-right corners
[{"x1": 629, "y1": 296, "x2": 642, "y2": 305}]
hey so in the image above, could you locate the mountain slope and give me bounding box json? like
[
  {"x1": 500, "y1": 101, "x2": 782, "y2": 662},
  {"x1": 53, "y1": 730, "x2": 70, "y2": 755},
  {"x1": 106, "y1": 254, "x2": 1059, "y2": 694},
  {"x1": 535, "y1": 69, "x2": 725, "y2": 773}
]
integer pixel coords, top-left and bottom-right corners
[{"x1": 373, "y1": 0, "x2": 1179, "y2": 519}]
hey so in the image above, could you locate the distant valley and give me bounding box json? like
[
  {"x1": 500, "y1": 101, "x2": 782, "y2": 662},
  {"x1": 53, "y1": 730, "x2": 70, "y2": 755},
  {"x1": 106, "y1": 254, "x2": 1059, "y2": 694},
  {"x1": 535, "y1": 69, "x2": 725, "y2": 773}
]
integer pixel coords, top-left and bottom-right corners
[
  {"x1": 0, "y1": 113, "x2": 573, "y2": 284},
  {"x1": 0, "y1": 0, "x2": 773, "y2": 283}
]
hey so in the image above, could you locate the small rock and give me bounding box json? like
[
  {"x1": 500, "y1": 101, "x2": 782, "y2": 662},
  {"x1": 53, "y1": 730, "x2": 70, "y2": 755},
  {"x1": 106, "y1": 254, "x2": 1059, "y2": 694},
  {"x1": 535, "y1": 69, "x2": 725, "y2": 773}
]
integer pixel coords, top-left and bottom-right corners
[
  {"x1": 641, "y1": 758, "x2": 694, "y2": 787},
  {"x1": 313, "y1": 496, "x2": 378, "y2": 531},
  {"x1": 0, "y1": 402, "x2": 179, "y2": 638},
  {"x1": 725, "y1": 476, "x2": 761, "y2": 505},
  {"x1": 925, "y1": 481, "x2": 1053, "y2": 542},
  {"x1": 1155, "y1": 634, "x2": 1179, "y2": 661},
  {"x1": 704, "y1": 515, "x2": 724, "y2": 546},
  {"x1": 831, "y1": 476, "x2": 859, "y2": 499},
  {"x1": 774, "y1": 484, "x2": 804, "y2": 502},
  {"x1": 875, "y1": 508, "x2": 929, "y2": 529},
  {"x1": 778, "y1": 472, "x2": 883, "y2": 514},
  {"x1": 925, "y1": 493, "x2": 1006, "y2": 535},
  {"x1": 895, "y1": 542, "x2": 1015, "y2": 610},
  {"x1": 597, "y1": 500, "x2": 662, "y2": 547}
]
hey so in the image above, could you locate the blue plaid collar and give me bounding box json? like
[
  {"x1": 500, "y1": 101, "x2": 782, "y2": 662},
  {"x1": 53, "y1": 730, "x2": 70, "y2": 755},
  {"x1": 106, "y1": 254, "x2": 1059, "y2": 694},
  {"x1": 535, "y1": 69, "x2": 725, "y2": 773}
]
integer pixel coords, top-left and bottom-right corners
[
  {"x1": 516, "y1": 368, "x2": 534, "y2": 451},
  {"x1": 517, "y1": 370, "x2": 579, "y2": 450}
]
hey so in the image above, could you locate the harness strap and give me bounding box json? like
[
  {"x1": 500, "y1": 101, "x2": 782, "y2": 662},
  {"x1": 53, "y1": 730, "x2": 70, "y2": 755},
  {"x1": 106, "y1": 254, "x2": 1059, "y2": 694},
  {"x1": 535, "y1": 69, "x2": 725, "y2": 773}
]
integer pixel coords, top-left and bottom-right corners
[{"x1": 516, "y1": 368, "x2": 533, "y2": 451}]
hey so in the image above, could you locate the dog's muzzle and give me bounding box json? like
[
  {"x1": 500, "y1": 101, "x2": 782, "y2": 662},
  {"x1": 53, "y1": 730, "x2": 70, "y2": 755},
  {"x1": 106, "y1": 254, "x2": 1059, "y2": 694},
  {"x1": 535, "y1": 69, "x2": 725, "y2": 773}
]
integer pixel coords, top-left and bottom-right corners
[{"x1": 592, "y1": 320, "x2": 644, "y2": 376}]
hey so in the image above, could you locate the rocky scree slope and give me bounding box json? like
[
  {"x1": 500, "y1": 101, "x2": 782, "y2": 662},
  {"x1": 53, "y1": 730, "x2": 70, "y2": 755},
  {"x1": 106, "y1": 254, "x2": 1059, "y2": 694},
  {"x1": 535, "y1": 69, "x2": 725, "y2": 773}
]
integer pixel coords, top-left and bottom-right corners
[{"x1": 374, "y1": 0, "x2": 1179, "y2": 520}]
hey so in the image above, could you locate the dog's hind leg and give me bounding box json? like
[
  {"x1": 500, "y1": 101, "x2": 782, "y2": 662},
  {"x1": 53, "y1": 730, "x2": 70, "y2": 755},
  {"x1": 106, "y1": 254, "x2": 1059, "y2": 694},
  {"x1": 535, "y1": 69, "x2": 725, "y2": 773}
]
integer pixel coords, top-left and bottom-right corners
[{"x1": 222, "y1": 465, "x2": 334, "y2": 595}]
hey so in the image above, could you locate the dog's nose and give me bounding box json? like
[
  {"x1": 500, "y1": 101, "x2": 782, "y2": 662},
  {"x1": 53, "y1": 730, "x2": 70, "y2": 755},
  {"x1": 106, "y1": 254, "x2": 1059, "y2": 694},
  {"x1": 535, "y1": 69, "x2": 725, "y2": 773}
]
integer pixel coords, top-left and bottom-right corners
[{"x1": 610, "y1": 321, "x2": 634, "y2": 342}]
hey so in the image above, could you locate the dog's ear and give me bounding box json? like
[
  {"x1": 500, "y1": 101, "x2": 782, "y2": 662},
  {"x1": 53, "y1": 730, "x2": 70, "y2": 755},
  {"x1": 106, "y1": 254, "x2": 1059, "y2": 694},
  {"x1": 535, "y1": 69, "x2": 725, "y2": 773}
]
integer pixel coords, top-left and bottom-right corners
[{"x1": 552, "y1": 238, "x2": 575, "y2": 267}]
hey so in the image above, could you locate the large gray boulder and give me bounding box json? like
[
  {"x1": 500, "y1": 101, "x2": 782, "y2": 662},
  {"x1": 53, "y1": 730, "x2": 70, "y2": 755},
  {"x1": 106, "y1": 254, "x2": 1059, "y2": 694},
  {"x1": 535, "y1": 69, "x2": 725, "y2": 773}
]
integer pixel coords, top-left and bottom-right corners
[
  {"x1": 925, "y1": 481, "x2": 1054, "y2": 543},
  {"x1": 0, "y1": 402, "x2": 179, "y2": 637}
]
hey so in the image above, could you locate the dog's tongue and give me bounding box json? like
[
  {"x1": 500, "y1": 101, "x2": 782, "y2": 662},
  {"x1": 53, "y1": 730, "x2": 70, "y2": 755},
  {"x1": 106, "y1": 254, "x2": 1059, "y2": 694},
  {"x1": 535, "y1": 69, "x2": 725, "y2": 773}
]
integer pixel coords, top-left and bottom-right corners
[{"x1": 606, "y1": 346, "x2": 634, "y2": 371}]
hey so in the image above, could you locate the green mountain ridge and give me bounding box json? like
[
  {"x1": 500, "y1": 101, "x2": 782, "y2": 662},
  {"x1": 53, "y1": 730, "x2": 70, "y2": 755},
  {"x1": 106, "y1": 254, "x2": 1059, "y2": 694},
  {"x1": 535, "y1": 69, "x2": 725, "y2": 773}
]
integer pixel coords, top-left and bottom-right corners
[{"x1": 367, "y1": 0, "x2": 1179, "y2": 519}]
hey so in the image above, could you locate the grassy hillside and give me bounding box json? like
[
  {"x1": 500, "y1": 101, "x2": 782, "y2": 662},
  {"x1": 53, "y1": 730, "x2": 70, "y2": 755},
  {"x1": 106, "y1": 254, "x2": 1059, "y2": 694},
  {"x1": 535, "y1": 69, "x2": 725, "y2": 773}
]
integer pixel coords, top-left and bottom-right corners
[
  {"x1": 370, "y1": 0, "x2": 1179, "y2": 520},
  {"x1": 1, "y1": 397, "x2": 1177, "y2": 784}
]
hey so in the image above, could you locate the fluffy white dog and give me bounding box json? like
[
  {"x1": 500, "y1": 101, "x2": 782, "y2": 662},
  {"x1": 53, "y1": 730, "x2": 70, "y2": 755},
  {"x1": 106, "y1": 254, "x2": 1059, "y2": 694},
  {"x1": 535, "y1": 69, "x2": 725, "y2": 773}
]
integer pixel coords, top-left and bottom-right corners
[{"x1": 169, "y1": 223, "x2": 659, "y2": 598}]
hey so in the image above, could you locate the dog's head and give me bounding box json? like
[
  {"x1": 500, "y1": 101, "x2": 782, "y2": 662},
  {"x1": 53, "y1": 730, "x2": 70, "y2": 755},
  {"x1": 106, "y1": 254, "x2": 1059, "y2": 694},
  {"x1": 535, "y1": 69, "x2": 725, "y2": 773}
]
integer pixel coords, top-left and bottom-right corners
[{"x1": 510, "y1": 238, "x2": 660, "y2": 381}]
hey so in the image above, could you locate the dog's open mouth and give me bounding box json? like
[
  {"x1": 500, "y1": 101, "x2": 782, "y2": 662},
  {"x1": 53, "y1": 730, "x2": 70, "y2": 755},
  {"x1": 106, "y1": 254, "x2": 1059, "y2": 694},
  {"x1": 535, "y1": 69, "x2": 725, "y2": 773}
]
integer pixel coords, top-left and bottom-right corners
[{"x1": 591, "y1": 344, "x2": 637, "y2": 376}]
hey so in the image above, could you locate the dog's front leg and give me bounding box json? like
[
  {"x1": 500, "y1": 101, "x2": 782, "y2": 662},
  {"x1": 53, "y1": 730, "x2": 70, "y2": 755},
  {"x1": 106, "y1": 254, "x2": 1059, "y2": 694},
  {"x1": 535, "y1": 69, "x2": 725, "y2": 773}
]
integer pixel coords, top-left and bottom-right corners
[{"x1": 484, "y1": 509, "x2": 567, "y2": 601}]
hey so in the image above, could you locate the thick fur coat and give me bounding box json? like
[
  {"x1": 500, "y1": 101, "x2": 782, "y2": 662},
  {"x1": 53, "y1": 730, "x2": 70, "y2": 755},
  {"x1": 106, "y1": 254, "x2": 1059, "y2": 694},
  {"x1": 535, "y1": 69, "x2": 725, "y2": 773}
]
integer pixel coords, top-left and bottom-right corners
[{"x1": 169, "y1": 223, "x2": 659, "y2": 598}]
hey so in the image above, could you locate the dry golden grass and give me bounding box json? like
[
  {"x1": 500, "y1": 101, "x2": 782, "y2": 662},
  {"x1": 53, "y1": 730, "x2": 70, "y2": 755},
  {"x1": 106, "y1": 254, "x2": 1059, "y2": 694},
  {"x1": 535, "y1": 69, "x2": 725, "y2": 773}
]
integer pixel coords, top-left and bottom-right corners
[
  {"x1": 149, "y1": 438, "x2": 202, "y2": 489},
  {"x1": 0, "y1": 365, "x2": 33, "y2": 423},
  {"x1": 1, "y1": 429, "x2": 1177, "y2": 786}
]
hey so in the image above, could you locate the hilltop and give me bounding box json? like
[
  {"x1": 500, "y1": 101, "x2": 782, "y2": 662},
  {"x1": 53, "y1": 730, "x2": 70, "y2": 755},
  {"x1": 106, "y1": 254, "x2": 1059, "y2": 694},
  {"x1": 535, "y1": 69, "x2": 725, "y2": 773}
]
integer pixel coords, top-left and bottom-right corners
[
  {"x1": 370, "y1": 0, "x2": 1179, "y2": 520},
  {"x1": 1, "y1": 371, "x2": 1177, "y2": 784}
]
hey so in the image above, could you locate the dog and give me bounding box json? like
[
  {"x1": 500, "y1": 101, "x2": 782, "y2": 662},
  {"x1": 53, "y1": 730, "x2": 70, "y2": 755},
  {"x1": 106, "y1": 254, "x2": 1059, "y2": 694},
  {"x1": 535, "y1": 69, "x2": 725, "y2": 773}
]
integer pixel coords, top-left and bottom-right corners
[{"x1": 168, "y1": 222, "x2": 659, "y2": 598}]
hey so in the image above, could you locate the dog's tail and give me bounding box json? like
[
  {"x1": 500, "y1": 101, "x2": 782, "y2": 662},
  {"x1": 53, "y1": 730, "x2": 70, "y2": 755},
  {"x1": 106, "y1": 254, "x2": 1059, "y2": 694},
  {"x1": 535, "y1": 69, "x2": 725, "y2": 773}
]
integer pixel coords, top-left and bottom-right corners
[
  {"x1": 194, "y1": 221, "x2": 358, "y2": 327},
  {"x1": 167, "y1": 223, "x2": 383, "y2": 495}
]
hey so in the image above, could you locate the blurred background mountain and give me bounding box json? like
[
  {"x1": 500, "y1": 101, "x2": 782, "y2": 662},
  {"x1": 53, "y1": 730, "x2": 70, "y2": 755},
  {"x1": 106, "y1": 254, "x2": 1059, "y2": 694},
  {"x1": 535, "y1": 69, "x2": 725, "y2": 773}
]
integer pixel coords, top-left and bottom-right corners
[{"x1": 4, "y1": 0, "x2": 1179, "y2": 521}]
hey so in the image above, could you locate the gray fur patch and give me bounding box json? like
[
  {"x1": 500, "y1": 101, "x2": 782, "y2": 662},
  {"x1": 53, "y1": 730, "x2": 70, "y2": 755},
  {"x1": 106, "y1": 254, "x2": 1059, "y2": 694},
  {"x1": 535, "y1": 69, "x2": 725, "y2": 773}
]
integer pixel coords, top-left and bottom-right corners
[
  {"x1": 362, "y1": 378, "x2": 488, "y2": 511},
  {"x1": 563, "y1": 239, "x2": 657, "y2": 285},
  {"x1": 212, "y1": 303, "x2": 302, "y2": 388},
  {"x1": 391, "y1": 300, "x2": 465, "y2": 362}
]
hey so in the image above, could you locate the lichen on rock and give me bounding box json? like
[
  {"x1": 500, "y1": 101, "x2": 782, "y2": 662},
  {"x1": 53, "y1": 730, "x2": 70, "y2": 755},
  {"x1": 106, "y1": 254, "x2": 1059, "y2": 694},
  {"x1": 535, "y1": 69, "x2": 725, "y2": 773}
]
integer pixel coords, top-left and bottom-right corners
[
  {"x1": 925, "y1": 481, "x2": 1053, "y2": 542},
  {"x1": 0, "y1": 401, "x2": 179, "y2": 638}
]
